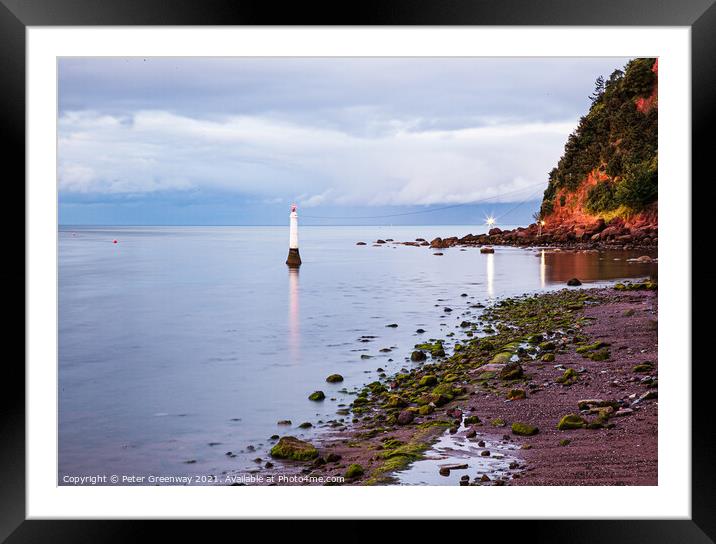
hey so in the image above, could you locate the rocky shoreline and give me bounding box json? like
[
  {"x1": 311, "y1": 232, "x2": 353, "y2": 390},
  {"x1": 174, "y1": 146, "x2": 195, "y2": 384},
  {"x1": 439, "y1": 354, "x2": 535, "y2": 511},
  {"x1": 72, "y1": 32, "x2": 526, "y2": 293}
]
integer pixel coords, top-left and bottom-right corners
[
  {"x1": 259, "y1": 278, "x2": 658, "y2": 486},
  {"x1": 427, "y1": 218, "x2": 657, "y2": 251}
]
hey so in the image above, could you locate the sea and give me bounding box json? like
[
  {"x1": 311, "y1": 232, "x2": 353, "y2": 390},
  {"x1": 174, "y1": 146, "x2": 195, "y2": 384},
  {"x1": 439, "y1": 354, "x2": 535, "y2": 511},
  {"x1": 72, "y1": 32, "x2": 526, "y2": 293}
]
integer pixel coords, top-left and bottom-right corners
[{"x1": 58, "y1": 225, "x2": 657, "y2": 484}]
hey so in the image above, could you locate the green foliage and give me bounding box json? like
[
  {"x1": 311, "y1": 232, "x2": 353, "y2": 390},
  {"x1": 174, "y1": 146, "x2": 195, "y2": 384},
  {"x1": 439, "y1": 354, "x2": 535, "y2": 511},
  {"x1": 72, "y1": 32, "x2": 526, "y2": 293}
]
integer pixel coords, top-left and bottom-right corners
[
  {"x1": 615, "y1": 158, "x2": 658, "y2": 210},
  {"x1": 585, "y1": 181, "x2": 618, "y2": 213},
  {"x1": 541, "y1": 58, "x2": 657, "y2": 215}
]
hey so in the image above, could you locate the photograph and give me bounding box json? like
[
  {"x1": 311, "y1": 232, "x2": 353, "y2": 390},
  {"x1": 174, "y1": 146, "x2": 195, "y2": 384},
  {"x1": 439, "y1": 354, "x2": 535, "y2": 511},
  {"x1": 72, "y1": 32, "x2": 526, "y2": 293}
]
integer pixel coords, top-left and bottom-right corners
[{"x1": 57, "y1": 55, "x2": 660, "y2": 488}]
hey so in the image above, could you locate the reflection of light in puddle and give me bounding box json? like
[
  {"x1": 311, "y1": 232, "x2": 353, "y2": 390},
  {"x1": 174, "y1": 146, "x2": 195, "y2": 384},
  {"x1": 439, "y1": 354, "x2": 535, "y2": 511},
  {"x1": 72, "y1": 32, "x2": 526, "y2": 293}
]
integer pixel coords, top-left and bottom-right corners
[{"x1": 395, "y1": 420, "x2": 520, "y2": 486}]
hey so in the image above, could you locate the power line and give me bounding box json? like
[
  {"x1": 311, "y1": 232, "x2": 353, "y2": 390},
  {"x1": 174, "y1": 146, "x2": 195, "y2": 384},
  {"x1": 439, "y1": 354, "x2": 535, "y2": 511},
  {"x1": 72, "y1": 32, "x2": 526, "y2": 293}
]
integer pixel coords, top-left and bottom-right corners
[
  {"x1": 299, "y1": 182, "x2": 546, "y2": 220},
  {"x1": 494, "y1": 187, "x2": 545, "y2": 222}
]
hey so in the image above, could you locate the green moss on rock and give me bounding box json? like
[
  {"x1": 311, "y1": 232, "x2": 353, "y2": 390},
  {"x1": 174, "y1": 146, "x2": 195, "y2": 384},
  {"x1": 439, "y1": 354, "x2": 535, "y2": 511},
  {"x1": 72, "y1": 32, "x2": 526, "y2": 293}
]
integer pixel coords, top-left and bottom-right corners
[
  {"x1": 557, "y1": 414, "x2": 587, "y2": 430},
  {"x1": 308, "y1": 391, "x2": 326, "y2": 401},
  {"x1": 556, "y1": 368, "x2": 578, "y2": 384},
  {"x1": 270, "y1": 436, "x2": 319, "y2": 461},
  {"x1": 511, "y1": 422, "x2": 539, "y2": 436},
  {"x1": 418, "y1": 404, "x2": 434, "y2": 416},
  {"x1": 491, "y1": 352, "x2": 513, "y2": 364},
  {"x1": 633, "y1": 361, "x2": 654, "y2": 372},
  {"x1": 345, "y1": 464, "x2": 365, "y2": 479},
  {"x1": 507, "y1": 389, "x2": 526, "y2": 401},
  {"x1": 589, "y1": 349, "x2": 611, "y2": 361},
  {"x1": 411, "y1": 350, "x2": 427, "y2": 362},
  {"x1": 499, "y1": 362, "x2": 523, "y2": 380}
]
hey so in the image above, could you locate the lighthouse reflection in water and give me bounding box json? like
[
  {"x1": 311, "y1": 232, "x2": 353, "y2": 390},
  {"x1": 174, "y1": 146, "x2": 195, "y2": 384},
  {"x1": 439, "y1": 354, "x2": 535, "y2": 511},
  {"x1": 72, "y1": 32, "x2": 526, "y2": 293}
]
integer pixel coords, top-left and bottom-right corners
[{"x1": 288, "y1": 267, "x2": 300, "y2": 362}]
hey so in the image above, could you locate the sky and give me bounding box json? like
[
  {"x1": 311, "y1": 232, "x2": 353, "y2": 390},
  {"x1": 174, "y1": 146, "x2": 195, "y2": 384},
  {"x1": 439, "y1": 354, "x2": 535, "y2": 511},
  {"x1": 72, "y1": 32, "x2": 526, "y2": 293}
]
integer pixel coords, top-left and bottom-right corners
[{"x1": 58, "y1": 57, "x2": 631, "y2": 226}]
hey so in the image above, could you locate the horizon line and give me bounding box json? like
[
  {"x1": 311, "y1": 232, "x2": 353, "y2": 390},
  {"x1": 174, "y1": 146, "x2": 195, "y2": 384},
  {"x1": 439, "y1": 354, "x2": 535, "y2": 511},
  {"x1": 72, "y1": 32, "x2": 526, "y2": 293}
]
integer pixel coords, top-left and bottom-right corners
[{"x1": 58, "y1": 223, "x2": 525, "y2": 228}]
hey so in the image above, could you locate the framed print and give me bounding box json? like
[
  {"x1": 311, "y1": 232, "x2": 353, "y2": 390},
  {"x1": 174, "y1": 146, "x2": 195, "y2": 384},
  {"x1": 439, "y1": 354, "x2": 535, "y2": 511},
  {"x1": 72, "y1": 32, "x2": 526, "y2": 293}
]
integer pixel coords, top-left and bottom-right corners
[{"x1": 5, "y1": 0, "x2": 713, "y2": 538}]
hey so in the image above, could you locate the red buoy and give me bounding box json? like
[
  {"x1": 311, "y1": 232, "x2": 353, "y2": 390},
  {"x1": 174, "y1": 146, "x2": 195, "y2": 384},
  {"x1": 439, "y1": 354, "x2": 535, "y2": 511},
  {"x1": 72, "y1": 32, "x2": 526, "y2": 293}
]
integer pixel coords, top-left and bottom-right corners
[{"x1": 113, "y1": 240, "x2": 118, "y2": 244}]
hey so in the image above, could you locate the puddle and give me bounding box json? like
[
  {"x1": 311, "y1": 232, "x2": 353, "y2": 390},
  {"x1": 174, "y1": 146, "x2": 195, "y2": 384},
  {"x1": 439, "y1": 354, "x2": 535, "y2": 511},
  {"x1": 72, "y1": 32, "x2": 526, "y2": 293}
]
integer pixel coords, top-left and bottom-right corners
[{"x1": 395, "y1": 418, "x2": 521, "y2": 486}]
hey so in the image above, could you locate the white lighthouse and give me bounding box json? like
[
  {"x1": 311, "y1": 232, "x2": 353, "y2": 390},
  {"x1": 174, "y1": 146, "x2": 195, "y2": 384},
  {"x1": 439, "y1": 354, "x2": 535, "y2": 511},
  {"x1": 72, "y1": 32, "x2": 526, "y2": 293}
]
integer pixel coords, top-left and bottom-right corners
[{"x1": 286, "y1": 203, "x2": 302, "y2": 267}]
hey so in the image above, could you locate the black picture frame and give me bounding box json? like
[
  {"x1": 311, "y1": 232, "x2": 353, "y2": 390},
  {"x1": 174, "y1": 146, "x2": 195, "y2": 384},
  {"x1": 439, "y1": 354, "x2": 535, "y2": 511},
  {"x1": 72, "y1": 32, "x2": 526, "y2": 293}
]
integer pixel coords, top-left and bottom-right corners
[{"x1": 4, "y1": 0, "x2": 712, "y2": 539}]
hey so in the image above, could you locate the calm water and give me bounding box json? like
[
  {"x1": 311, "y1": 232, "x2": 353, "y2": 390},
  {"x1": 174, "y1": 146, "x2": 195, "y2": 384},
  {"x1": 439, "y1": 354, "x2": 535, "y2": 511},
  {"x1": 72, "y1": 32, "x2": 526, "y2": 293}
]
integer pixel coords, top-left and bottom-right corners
[{"x1": 58, "y1": 225, "x2": 657, "y2": 484}]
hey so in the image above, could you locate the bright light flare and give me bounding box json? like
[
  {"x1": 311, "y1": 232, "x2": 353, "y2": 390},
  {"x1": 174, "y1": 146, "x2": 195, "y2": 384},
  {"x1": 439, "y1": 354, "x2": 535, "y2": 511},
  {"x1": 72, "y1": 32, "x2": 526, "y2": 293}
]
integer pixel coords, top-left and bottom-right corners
[{"x1": 485, "y1": 215, "x2": 496, "y2": 227}]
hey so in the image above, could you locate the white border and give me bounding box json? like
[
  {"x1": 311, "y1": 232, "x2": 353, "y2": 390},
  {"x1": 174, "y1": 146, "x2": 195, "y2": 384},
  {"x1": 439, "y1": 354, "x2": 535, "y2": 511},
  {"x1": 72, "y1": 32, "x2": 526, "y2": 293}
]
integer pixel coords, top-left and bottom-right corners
[{"x1": 27, "y1": 26, "x2": 691, "y2": 519}]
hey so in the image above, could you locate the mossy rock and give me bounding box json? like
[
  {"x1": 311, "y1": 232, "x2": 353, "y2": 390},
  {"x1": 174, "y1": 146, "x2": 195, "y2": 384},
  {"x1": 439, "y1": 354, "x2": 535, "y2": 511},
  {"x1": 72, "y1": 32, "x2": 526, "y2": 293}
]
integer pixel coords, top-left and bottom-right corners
[
  {"x1": 491, "y1": 351, "x2": 513, "y2": 364},
  {"x1": 443, "y1": 373, "x2": 459, "y2": 383},
  {"x1": 556, "y1": 368, "x2": 578, "y2": 384},
  {"x1": 308, "y1": 391, "x2": 326, "y2": 401},
  {"x1": 541, "y1": 353, "x2": 555, "y2": 362},
  {"x1": 385, "y1": 395, "x2": 408, "y2": 408},
  {"x1": 418, "y1": 374, "x2": 438, "y2": 387},
  {"x1": 326, "y1": 374, "x2": 344, "y2": 383},
  {"x1": 367, "y1": 381, "x2": 387, "y2": 394},
  {"x1": 501, "y1": 341, "x2": 523, "y2": 353},
  {"x1": 491, "y1": 418, "x2": 506, "y2": 427},
  {"x1": 576, "y1": 341, "x2": 610, "y2": 354},
  {"x1": 557, "y1": 414, "x2": 587, "y2": 430},
  {"x1": 577, "y1": 399, "x2": 619, "y2": 411},
  {"x1": 418, "y1": 404, "x2": 434, "y2": 416},
  {"x1": 431, "y1": 346, "x2": 446, "y2": 358},
  {"x1": 633, "y1": 361, "x2": 654, "y2": 372},
  {"x1": 539, "y1": 341, "x2": 556, "y2": 351},
  {"x1": 416, "y1": 341, "x2": 446, "y2": 358},
  {"x1": 589, "y1": 349, "x2": 611, "y2": 361},
  {"x1": 270, "y1": 436, "x2": 319, "y2": 461},
  {"x1": 507, "y1": 389, "x2": 526, "y2": 401},
  {"x1": 345, "y1": 464, "x2": 365, "y2": 479},
  {"x1": 511, "y1": 422, "x2": 539, "y2": 436},
  {"x1": 499, "y1": 362, "x2": 523, "y2": 380},
  {"x1": 464, "y1": 415, "x2": 481, "y2": 425},
  {"x1": 431, "y1": 383, "x2": 460, "y2": 400},
  {"x1": 411, "y1": 350, "x2": 427, "y2": 362},
  {"x1": 559, "y1": 439, "x2": 571, "y2": 447},
  {"x1": 527, "y1": 334, "x2": 544, "y2": 344}
]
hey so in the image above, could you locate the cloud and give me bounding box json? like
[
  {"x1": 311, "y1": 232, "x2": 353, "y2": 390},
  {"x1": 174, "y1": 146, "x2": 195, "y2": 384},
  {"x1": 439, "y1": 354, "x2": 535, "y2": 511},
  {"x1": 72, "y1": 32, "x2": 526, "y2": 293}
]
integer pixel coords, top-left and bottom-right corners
[{"x1": 59, "y1": 109, "x2": 574, "y2": 206}]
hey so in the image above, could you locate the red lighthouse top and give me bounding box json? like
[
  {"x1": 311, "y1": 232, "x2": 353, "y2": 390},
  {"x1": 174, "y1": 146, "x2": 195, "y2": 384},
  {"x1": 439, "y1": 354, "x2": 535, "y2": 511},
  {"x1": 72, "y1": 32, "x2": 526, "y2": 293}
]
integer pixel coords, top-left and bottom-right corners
[{"x1": 290, "y1": 204, "x2": 297, "y2": 213}]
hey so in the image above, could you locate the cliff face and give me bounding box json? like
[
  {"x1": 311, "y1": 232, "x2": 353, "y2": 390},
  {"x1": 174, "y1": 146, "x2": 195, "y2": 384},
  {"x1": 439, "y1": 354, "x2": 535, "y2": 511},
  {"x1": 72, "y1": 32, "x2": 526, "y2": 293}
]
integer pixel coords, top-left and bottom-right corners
[{"x1": 538, "y1": 58, "x2": 658, "y2": 244}]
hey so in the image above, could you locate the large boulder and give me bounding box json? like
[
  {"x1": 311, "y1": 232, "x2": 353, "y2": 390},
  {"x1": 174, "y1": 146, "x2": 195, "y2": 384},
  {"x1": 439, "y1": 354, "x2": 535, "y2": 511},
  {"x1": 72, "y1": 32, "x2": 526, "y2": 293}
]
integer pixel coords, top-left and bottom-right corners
[{"x1": 270, "y1": 436, "x2": 319, "y2": 461}]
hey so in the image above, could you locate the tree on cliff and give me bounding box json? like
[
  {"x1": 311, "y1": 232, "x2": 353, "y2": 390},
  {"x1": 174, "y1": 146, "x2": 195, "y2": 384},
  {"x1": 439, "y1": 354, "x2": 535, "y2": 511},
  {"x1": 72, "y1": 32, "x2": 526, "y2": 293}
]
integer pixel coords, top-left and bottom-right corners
[{"x1": 540, "y1": 58, "x2": 658, "y2": 219}]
